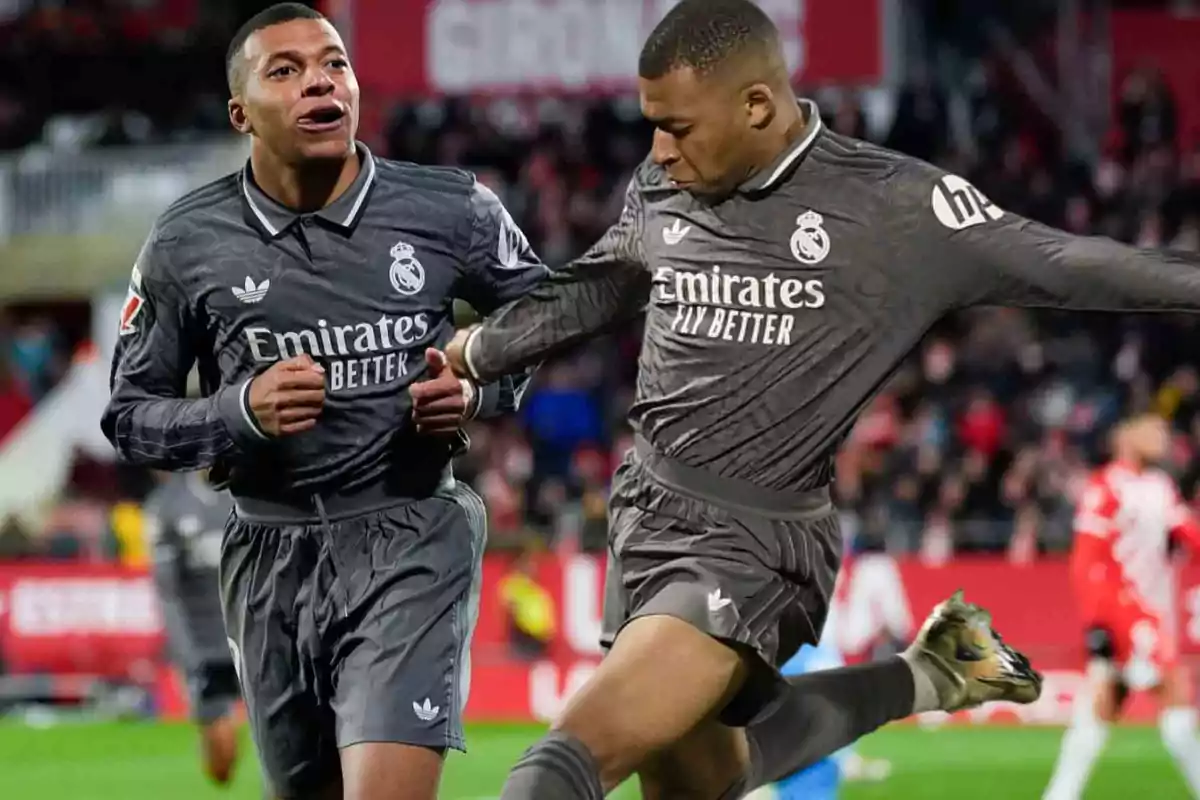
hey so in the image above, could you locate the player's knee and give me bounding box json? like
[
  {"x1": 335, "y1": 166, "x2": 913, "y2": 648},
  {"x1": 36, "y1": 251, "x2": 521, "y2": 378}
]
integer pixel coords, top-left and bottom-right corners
[
  {"x1": 340, "y1": 742, "x2": 444, "y2": 800},
  {"x1": 551, "y1": 616, "x2": 747, "y2": 783},
  {"x1": 636, "y1": 728, "x2": 749, "y2": 800}
]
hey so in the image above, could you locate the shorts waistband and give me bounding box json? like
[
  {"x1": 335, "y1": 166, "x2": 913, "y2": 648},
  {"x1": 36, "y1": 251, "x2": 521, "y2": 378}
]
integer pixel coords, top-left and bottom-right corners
[
  {"x1": 634, "y1": 435, "x2": 831, "y2": 520},
  {"x1": 233, "y1": 469, "x2": 455, "y2": 524}
]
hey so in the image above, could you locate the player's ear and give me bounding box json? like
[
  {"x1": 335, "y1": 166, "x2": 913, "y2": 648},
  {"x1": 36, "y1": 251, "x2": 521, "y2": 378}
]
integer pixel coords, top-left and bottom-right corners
[
  {"x1": 744, "y1": 83, "x2": 775, "y2": 130},
  {"x1": 228, "y1": 98, "x2": 253, "y2": 136}
]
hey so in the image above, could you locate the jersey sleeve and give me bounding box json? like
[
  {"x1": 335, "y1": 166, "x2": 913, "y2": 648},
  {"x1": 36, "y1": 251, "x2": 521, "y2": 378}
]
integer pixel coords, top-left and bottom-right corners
[
  {"x1": 100, "y1": 227, "x2": 267, "y2": 469},
  {"x1": 462, "y1": 181, "x2": 550, "y2": 311},
  {"x1": 463, "y1": 173, "x2": 652, "y2": 384},
  {"x1": 902, "y1": 164, "x2": 1200, "y2": 313},
  {"x1": 456, "y1": 181, "x2": 549, "y2": 418}
]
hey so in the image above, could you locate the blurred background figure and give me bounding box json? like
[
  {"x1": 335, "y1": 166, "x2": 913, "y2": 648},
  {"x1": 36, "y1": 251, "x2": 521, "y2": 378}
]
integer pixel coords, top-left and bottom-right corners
[
  {"x1": 1045, "y1": 415, "x2": 1200, "y2": 799},
  {"x1": 143, "y1": 469, "x2": 242, "y2": 786},
  {"x1": 499, "y1": 542, "x2": 558, "y2": 661}
]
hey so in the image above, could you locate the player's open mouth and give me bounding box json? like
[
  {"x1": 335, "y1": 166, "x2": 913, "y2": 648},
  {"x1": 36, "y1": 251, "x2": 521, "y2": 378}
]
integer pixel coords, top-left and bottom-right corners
[{"x1": 297, "y1": 106, "x2": 347, "y2": 133}]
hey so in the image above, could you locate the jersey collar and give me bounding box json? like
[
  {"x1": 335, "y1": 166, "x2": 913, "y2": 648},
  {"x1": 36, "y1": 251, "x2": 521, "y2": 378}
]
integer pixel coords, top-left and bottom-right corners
[
  {"x1": 738, "y1": 98, "x2": 824, "y2": 195},
  {"x1": 241, "y1": 142, "x2": 377, "y2": 238}
]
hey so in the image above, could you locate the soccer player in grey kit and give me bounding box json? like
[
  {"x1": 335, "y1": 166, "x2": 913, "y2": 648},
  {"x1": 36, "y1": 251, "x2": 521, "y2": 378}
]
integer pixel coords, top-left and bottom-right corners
[
  {"x1": 446, "y1": 1, "x2": 1200, "y2": 798},
  {"x1": 101, "y1": 4, "x2": 546, "y2": 799},
  {"x1": 144, "y1": 470, "x2": 241, "y2": 786}
]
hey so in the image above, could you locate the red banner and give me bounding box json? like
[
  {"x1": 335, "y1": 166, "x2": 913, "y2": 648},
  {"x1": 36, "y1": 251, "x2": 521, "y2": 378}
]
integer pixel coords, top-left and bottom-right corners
[
  {"x1": 5, "y1": 555, "x2": 1200, "y2": 723},
  {"x1": 344, "y1": 0, "x2": 895, "y2": 96}
]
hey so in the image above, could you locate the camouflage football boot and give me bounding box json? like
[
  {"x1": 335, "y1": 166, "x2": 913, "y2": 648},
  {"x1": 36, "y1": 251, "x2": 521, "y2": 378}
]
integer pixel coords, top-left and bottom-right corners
[{"x1": 904, "y1": 590, "x2": 1043, "y2": 712}]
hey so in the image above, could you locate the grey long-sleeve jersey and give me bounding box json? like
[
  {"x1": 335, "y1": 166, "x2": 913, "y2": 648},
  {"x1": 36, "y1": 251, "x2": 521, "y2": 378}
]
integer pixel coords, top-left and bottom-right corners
[
  {"x1": 103, "y1": 144, "x2": 547, "y2": 498},
  {"x1": 466, "y1": 103, "x2": 1200, "y2": 494}
]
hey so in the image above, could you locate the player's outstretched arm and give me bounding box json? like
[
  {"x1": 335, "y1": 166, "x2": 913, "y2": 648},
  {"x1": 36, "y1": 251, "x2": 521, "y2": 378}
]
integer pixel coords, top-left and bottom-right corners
[
  {"x1": 908, "y1": 166, "x2": 1200, "y2": 313},
  {"x1": 451, "y1": 176, "x2": 652, "y2": 384},
  {"x1": 101, "y1": 230, "x2": 268, "y2": 470}
]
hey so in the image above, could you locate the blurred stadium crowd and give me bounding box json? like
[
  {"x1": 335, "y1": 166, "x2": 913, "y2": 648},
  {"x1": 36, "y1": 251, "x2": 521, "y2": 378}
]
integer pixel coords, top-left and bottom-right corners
[{"x1": 2, "y1": 0, "x2": 1200, "y2": 569}]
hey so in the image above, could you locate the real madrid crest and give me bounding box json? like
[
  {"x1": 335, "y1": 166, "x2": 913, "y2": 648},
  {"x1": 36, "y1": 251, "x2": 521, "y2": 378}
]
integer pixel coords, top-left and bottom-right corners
[
  {"x1": 389, "y1": 240, "x2": 426, "y2": 296},
  {"x1": 789, "y1": 209, "x2": 830, "y2": 265}
]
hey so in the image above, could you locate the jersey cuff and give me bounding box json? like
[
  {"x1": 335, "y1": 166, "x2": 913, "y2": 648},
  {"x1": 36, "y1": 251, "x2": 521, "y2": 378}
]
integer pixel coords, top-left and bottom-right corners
[
  {"x1": 215, "y1": 379, "x2": 270, "y2": 447},
  {"x1": 472, "y1": 380, "x2": 505, "y2": 419},
  {"x1": 460, "y1": 378, "x2": 482, "y2": 421},
  {"x1": 463, "y1": 325, "x2": 487, "y2": 383}
]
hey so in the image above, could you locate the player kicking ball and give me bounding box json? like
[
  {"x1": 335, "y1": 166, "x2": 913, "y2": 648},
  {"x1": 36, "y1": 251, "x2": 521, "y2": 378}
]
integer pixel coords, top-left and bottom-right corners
[
  {"x1": 444, "y1": 0, "x2": 1200, "y2": 789},
  {"x1": 1045, "y1": 415, "x2": 1200, "y2": 799}
]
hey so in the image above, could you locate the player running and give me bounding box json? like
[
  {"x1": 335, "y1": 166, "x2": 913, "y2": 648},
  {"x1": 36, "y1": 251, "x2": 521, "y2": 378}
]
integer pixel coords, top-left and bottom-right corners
[
  {"x1": 1044, "y1": 414, "x2": 1200, "y2": 799},
  {"x1": 145, "y1": 470, "x2": 241, "y2": 786},
  {"x1": 101, "y1": 4, "x2": 545, "y2": 798},
  {"x1": 445, "y1": 0, "x2": 1200, "y2": 796}
]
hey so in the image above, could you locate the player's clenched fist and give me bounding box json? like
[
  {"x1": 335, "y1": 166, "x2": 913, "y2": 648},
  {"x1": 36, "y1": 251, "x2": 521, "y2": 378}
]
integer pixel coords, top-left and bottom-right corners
[
  {"x1": 247, "y1": 355, "x2": 326, "y2": 436},
  {"x1": 410, "y1": 347, "x2": 478, "y2": 435}
]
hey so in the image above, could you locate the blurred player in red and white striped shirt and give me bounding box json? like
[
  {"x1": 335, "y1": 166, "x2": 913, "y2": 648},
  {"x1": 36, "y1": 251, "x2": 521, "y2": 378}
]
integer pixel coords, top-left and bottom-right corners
[{"x1": 1045, "y1": 414, "x2": 1200, "y2": 799}]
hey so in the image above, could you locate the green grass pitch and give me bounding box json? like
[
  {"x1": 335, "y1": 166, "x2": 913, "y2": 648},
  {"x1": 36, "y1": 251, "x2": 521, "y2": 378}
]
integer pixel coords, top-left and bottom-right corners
[{"x1": 0, "y1": 722, "x2": 1190, "y2": 798}]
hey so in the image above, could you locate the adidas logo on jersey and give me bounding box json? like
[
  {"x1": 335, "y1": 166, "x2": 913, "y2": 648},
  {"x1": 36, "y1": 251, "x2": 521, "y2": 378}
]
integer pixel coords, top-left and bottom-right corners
[
  {"x1": 232, "y1": 276, "x2": 270, "y2": 304},
  {"x1": 662, "y1": 218, "x2": 692, "y2": 245}
]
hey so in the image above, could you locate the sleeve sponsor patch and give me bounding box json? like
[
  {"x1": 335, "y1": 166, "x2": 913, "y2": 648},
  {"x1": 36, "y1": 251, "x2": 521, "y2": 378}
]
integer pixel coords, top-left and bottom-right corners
[{"x1": 118, "y1": 265, "x2": 145, "y2": 336}]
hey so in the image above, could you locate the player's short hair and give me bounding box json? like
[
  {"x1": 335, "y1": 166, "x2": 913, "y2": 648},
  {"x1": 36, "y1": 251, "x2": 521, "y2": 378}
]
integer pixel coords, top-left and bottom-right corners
[
  {"x1": 226, "y1": 2, "x2": 327, "y2": 93},
  {"x1": 638, "y1": 0, "x2": 781, "y2": 80}
]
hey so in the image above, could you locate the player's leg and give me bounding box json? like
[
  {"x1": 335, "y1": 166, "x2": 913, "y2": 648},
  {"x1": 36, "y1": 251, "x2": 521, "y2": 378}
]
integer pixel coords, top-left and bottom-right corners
[
  {"x1": 1043, "y1": 626, "x2": 1124, "y2": 800},
  {"x1": 192, "y1": 662, "x2": 243, "y2": 785},
  {"x1": 738, "y1": 641, "x2": 882, "y2": 800},
  {"x1": 155, "y1": 571, "x2": 247, "y2": 787},
  {"x1": 641, "y1": 590, "x2": 1039, "y2": 798},
  {"x1": 1151, "y1": 631, "x2": 1200, "y2": 795},
  {"x1": 504, "y1": 515, "x2": 897, "y2": 797},
  {"x1": 199, "y1": 714, "x2": 239, "y2": 785},
  {"x1": 329, "y1": 483, "x2": 488, "y2": 800},
  {"x1": 502, "y1": 462, "x2": 1041, "y2": 799},
  {"x1": 220, "y1": 519, "x2": 343, "y2": 799},
  {"x1": 637, "y1": 718, "x2": 750, "y2": 800}
]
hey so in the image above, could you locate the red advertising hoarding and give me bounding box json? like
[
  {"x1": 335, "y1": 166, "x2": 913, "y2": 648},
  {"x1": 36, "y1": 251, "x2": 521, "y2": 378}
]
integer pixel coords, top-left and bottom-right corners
[
  {"x1": 2, "y1": 554, "x2": 1198, "y2": 724},
  {"x1": 464, "y1": 552, "x2": 1196, "y2": 725},
  {"x1": 341, "y1": 0, "x2": 896, "y2": 96}
]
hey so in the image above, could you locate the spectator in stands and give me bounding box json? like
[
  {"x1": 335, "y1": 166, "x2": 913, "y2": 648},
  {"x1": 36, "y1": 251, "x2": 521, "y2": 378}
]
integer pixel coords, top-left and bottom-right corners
[
  {"x1": 0, "y1": 348, "x2": 31, "y2": 444},
  {"x1": 1118, "y1": 66, "x2": 1178, "y2": 161},
  {"x1": 9, "y1": 316, "x2": 63, "y2": 401},
  {"x1": 0, "y1": 516, "x2": 33, "y2": 559}
]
